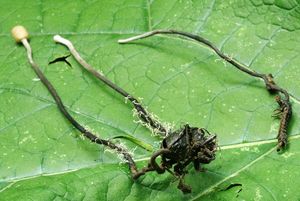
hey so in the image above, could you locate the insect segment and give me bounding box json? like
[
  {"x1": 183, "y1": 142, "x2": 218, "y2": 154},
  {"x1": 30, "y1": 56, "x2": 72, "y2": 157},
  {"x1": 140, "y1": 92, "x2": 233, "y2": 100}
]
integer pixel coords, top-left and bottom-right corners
[
  {"x1": 161, "y1": 125, "x2": 217, "y2": 173},
  {"x1": 161, "y1": 125, "x2": 217, "y2": 193},
  {"x1": 129, "y1": 125, "x2": 218, "y2": 194},
  {"x1": 118, "y1": 29, "x2": 293, "y2": 151},
  {"x1": 274, "y1": 95, "x2": 292, "y2": 151},
  {"x1": 54, "y1": 35, "x2": 218, "y2": 193}
]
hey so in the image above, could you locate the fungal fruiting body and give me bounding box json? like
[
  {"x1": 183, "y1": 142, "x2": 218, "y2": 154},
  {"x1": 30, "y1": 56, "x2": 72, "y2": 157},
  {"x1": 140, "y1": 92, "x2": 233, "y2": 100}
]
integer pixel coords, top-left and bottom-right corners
[
  {"x1": 11, "y1": 25, "x2": 138, "y2": 177},
  {"x1": 53, "y1": 34, "x2": 168, "y2": 136},
  {"x1": 118, "y1": 29, "x2": 292, "y2": 151},
  {"x1": 11, "y1": 25, "x2": 29, "y2": 42},
  {"x1": 54, "y1": 35, "x2": 218, "y2": 193},
  {"x1": 11, "y1": 26, "x2": 218, "y2": 194}
]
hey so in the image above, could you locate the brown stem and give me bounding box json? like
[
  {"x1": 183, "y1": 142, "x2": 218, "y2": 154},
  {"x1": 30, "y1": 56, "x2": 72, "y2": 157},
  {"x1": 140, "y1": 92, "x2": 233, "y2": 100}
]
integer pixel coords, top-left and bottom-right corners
[
  {"x1": 21, "y1": 39, "x2": 138, "y2": 176},
  {"x1": 54, "y1": 35, "x2": 168, "y2": 136},
  {"x1": 132, "y1": 149, "x2": 171, "y2": 179},
  {"x1": 118, "y1": 30, "x2": 293, "y2": 151}
]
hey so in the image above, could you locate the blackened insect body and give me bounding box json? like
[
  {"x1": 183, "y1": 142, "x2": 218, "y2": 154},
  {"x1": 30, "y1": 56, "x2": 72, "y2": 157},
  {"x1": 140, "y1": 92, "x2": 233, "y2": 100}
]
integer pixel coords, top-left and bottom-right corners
[
  {"x1": 162, "y1": 125, "x2": 216, "y2": 168},
  {"x1": 133, "y1": 124, "x2": 217, "y2": 193},
  {"x1": 118, "y1": 29, "x2": 293, "y2": 152},
  {"x1": 162, "y1": 125, "x2": 217, "y2": 192},
  {"x1": 54, "y1": 35, "x2": 218, "y2": 193}
]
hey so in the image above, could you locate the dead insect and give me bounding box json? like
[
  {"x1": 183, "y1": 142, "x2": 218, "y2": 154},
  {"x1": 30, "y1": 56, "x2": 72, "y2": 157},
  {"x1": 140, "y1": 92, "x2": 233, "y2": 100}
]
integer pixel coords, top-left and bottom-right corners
[
  {"x1": 274, "y1": 95, "x2": 292, "y2": 151},
  {"x1": 118, "y1": 29, "x2": 293, "y2": 152},
  {"x1": 54, "y1": 35, "x2": 218, "y2": 193},
  {"x1": 131, "y1": 124, "x2": 217, "y2": 193},
  {"x1": 155, "y1": 125, "x2": 216, "y2": 193}
]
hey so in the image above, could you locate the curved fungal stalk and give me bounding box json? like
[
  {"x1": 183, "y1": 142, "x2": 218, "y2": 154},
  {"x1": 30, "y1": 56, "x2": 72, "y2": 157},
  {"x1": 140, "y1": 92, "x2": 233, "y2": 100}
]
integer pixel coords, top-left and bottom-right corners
[
  {"x1": 53, "y1": 35, "x2": 168, "y2": 136},
  {"x1": 118, "y1": 29, "x2": 292, "y2": 151},
  {"x1": 54, "y1": 35, "x2": 219, "y2": 193},
  {"x1": 11, "y1": 25, "x2": 138, "y2": 176}
]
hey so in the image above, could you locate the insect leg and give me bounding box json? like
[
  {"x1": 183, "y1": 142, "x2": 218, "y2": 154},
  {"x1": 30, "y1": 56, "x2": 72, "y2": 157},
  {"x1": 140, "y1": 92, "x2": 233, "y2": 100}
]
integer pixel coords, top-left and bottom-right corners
[
  {"x1": 131, "y1": 148, "x2": 171, "y2": 179},
  {"x1": 177, "y1": 175, "x2": 192, "y2": 194}
]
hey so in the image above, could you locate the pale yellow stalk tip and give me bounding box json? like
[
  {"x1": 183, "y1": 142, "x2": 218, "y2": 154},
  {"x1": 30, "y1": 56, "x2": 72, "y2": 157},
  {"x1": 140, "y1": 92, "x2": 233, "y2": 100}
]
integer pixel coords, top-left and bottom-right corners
[{"x1": 11, "y1": 25, "x2": 29, "y2": 42}]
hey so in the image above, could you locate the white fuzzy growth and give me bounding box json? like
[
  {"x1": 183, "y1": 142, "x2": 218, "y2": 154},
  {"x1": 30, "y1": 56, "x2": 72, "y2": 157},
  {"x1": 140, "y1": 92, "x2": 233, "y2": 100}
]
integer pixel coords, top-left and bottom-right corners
[
  {"x1": 137, "y1": 96, "x2": 144, "y2": 101},
  {"x1": 115, "y1": 142, "x2": 135, "y2": 162},
  {"x1": 131, "y1": 102, "x2": 172, "y2": 136},
  {"x1": 103, "y1": 147, "x2": 115, "y2": 154},
  {"x1": 124, "y1": 96, "x2": 129, "y2": 104},
  {"x1": 162, "y1": 122, "x2": 175, "y2": 136}
]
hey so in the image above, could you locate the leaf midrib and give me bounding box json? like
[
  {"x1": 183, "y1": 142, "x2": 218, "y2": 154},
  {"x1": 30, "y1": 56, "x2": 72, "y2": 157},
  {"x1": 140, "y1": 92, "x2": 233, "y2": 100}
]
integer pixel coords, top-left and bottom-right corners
[
  {"x1": 0, "y1": 31, "x2": 146, "y2": 38},
  {"x1": 2, "y1": 135, "x2": 299, "y2": 186}
]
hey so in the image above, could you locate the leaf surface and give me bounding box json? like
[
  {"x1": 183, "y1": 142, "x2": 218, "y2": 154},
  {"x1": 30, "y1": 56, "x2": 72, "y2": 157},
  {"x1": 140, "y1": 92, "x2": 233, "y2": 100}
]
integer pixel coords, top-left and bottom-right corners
[{"x1": 1, "y1": 0, "x2": 300, "y2": 200}]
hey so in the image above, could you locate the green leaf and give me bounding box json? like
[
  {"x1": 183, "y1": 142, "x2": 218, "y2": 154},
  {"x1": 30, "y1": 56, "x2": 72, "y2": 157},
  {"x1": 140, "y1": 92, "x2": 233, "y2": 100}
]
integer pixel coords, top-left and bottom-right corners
[{"x1": 1, "y1": 0, "x2": 300, "y2": 200}]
